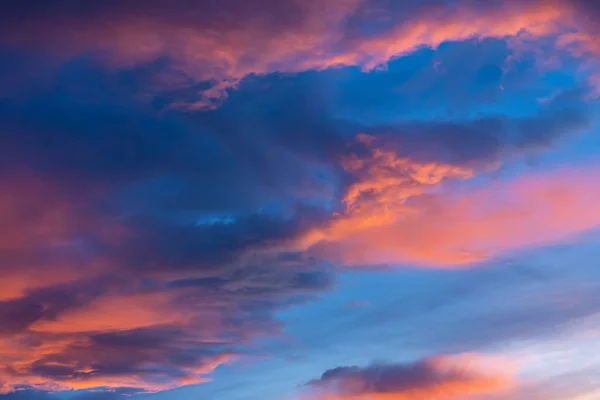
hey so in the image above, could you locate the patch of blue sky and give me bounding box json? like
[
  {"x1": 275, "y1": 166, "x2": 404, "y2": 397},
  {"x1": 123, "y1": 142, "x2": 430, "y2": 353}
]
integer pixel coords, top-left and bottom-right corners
[
  {"x1": 270, "y1": 238, "x2": 600, "y2": 389},
  {"x1": 328, "y1": 39, "x2": 586, "y2": 125},
  {"x1": 124, "y1": 236, "x2": 600, "y2": 400}
]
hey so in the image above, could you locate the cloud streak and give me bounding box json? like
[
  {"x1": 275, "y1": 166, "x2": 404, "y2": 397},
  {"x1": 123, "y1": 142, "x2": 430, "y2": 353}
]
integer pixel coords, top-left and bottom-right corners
[{"x1": 307, "y1": 354, "x2": 513, "y2": 400}]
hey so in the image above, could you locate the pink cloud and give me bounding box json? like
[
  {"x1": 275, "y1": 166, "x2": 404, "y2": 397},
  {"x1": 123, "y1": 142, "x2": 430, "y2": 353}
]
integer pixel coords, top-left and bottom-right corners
[
  {"x1": 300, "y1": 135, "x2": 600, "y2": 267},
  {"x1": 4, "y1": 0, "x2": 600, "y2": 107},
  {"x1": 0, "y1": 172, "x2": 119, "y2": 300},
  {"x1": 0, "y1": 173, "x2": 323, "y2": 394}
]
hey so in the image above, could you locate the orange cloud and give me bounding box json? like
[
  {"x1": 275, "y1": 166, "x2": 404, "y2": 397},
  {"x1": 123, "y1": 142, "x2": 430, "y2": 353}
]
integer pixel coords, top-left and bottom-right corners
[
  {"x1": 29, "y1": 292, "x2": 191, "y2": 334},
  {"x1": 325, "y1": 0, "x2": 571, "y2": 71},
  {"x1": 308, "y1": 353, "x2": 514, "y2": 400},
  {"x1": 300, "y1": 135, "x2": 600, "y2": 266},
  {"x1": 0, "y1": 170, "x2": 334, "y2": 395},
  {"x1": 0, "y1": 173, "x2": 236, "y2": 394},
  {"x1": 0, "y1": 329, "x2": 233, "y2": 393},
  {"x1": 0, "y1": 286, "x2": 233, "y2": 393}
]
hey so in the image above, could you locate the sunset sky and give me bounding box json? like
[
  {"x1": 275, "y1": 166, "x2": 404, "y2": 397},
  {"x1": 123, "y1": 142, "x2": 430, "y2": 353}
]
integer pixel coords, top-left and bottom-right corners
[{"x1": 2, "y1": 1, "x2": 600, "y2": 399}]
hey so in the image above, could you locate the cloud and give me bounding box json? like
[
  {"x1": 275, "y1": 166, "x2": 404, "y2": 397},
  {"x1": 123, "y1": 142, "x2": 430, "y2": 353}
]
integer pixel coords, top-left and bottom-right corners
[
  {"x1": 0, "y1": 172, "x2": 120, "y2": 301},
  {"x1": 0, "y1": 0, "x2": 362, "y2": 108},
  {"x1": 0, "y1": 60, "x2": 340, "y2": 216},
  {"x1": 0, "y1": 168, "x2": 333, "y2": 394},
  {"x1": 301, "y1": 139, "x2": 600, "y2": 267},
  {"x1": 1, "y1": 0, "x2": 599, "y2": 108},
  {"x1": 0, "y1": 59, "x2": 342, "y2": 396},
  {"x1": 0, "y1": 261, "x2": 331, "y2": 394},
  {"x1": 0, "y1": 262, "x2": 332, "y2": 394},
  {"x1": 307, "y1": 354, "x2": 513, "y2": 399},
  {"x1": 361, "y1": 85, "x2": 591, "y2": 163}
]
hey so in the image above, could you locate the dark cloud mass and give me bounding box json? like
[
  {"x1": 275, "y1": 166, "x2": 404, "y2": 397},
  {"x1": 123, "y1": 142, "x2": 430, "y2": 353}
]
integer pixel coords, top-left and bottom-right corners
[
  {"x1": 361, "y1": 88, "x2": 592, "y2": 166},
  {"x1": 307, "y1": 355, "x2": 512, "y2": 399},
  {"x1": 1, "y1": 0, "x2": 600, "y2": 398}
]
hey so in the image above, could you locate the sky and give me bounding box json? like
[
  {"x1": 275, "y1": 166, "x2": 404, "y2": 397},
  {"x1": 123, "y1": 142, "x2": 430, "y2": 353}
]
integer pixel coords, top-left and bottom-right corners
[{"x1": 2, "y1": 0, "x2": 600, "y2": 399}]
